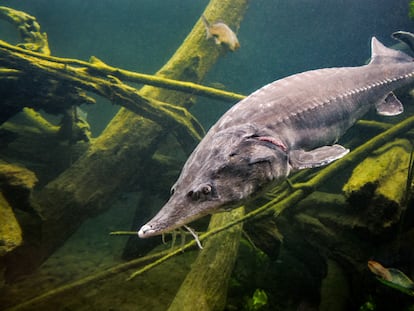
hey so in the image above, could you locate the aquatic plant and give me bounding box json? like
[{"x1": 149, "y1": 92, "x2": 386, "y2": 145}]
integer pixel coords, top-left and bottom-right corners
[
  {"x1": 358, "y1": 296, "x2": 376, "y2": 311},
  {"x1": 244, "y1": 289, "x2": 268, "y2": 311},
  {"x1": 410, "y1": 1, "x2": 414, "y2": 19}
]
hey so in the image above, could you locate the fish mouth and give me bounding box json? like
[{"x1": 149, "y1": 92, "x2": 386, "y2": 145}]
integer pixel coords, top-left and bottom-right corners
[
  {"x1": 137, "y1": 202, "x2": 215, "y2": 238},
  {"x1": 137, "y1": 210, "x2": 197, "y2": 238},
  {"x1": 137, "y1": 212, "x2": 202, "y2": 238},
  {"x1": 138, "y1": 222, "x2": 178, "y2": 238},
  {"x1": 138, "y1": 224, "x2": 156, "y2": 238}
]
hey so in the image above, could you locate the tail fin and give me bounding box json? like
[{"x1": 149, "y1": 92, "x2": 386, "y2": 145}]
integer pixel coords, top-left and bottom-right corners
[{"x1": 370, "y1": 37, "x2": 413, "y2": 64}]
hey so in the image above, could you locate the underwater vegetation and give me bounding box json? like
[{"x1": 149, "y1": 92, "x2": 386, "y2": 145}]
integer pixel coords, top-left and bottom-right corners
[
  {"x1": 410, "y1": 1, "x2": 414, "y2": 20},
  {"x1": 244, "y1": 289, "x2": 268, "y2": 311}
]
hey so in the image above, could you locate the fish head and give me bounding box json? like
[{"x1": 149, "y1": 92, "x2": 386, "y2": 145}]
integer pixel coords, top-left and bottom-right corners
[
  {"x1": 209, "y1": 23, "x2": 240, "y2": 51},
  {"x1": 138, "y1": 126, "x2": 290, "y2": 238},
  {"x1": 367, "y1": 260, "x2": 393, "y2": 281}
]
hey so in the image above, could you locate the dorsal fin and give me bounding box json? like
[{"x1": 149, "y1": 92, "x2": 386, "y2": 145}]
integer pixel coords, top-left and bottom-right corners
[{"x1": 370, "y1": 37, "x2": 413, "y2": 64}]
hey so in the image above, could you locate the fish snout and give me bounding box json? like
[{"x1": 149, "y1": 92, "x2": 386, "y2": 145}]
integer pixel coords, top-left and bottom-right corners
[{"x1": 138, "y1": 224, "x2": 155, "y2": 238}]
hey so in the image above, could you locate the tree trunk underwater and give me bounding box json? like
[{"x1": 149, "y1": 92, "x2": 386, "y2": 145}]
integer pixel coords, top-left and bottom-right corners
[{"x1": 167, "y1": 208, "x2": 244, "y2": 311}]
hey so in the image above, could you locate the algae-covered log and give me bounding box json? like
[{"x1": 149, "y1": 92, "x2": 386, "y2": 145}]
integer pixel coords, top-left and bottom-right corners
[
  {"x1": 318, "y1": 259, "x2": 350, "y2": 311},
  {"x1": 0, "y1": 192, "x2": 22, "y2": 286},
  {"x1": 0, "y1": 161, "x2": 37, "y2": 284},
  {"x1": 168, "y1": 208, "x2": 244, "y2": 311},
  {"x1": 0, "y1": 6, "x2": 50, "y2": 55},
  {"x1": 1, "y1": 108, "x2": 91, "y2": 185},
  {"x1": 3, "y1": 0, "x2": 248, "y2": 280},
  {"x1": 343, "y1": 138, "x2": 412, "y2": 233},
  {"x1": 0, "y1": 7, "x2": 95, "y2": 123},
  {"x1": 0, "y1": 193, "x2": 22, "y2": 255}
]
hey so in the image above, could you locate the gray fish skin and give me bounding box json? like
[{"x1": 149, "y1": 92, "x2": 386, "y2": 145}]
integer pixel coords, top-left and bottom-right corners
[{"x1": 138, "y1": 36, "x2": 414, "y2": 238}]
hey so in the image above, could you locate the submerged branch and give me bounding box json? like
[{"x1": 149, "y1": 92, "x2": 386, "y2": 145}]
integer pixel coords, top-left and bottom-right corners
[
  {"x1": 89, "y1": 56, "x2": 246, "y2": 102},
  {"x1": 0, "y1": 40, "x2": 245, "y2": 103},
  {"x1": 0, "y1": 6, "x2": 243, "y2": 145},
  {"x1": 0, "y1": 39, "x2": 205, "y2": 143},
  {"x1": 0, "y1": 6, "x2": 50, "y2": 55}
]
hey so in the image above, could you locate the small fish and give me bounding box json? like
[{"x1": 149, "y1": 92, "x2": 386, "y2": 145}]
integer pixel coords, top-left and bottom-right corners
[
  {"x1": 368, "y1": 260, "x2": 393, "y2": 281},
  {"x1": 368, "y1": 260, "x2": 414, "y2": 296},
  {"x1": 201, "y1": 15, "x2": 240, "y2": 51}
]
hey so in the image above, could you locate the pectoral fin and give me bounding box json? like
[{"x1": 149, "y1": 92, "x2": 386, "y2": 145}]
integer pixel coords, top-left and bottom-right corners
[
  {"x1": 375, "y1": 92, "x2": 403, "y2": 116},
  {"x1": 289, "y1": 144, "x2": 349, "y2": 170}
]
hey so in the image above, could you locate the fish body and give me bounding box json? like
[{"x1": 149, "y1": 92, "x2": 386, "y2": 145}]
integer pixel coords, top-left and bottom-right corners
[
  {"x1": 368, "y1": 260, "x2": 393, "y2": 281},
  {"x1": 139, "y1": 36, "x2": 414, "y2": 238},
  {"x1": 201, "y1": 15, "x2": 240, "y2": 51},
  {"x1": 368, "y1": 260, "x2": 414, "y2": 295}
]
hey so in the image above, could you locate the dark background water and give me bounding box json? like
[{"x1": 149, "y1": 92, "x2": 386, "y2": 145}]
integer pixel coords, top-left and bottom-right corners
[{"x1": 1, "y1": 0, "x2": 413, "y2": 132}]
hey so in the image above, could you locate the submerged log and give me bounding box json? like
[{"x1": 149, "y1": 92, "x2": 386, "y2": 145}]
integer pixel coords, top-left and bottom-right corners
[
  {"x1": 343, "y1": 138, "x2": 413, "y2": 233},
  {"x1": 168, "y1": 208, "x2": 244, "y2": 311},
  {"x1": 2, "y1": 0, "x2": 249, "y2": 281},
  {"x1": 0, "y1": 193, "x2": 22, "y2": 255},
  {"x1": 0, "y1": 7, "x2": 95, "y2": 124},
  {"x1": 0, "y1": 108, "x2": 90, "y2": 186},
  {"x1": 0, "y1": 161, "x2": 37, "y2": 208},
  {"x1": 0, "y1": 193, "x2": 21, "y2": 286},
  {"x1": 319, "y1": 258, "x2": 350, "y2": 311},
  {"x1": 0, "y1": 161, "x2": 37, "y2": 284},
  {"x1": 0, "y1": 6, "x2": 50, "y2": 55}
]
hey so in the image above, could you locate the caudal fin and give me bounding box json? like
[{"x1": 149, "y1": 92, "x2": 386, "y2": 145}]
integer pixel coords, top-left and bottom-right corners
[{"x1": 370, "y1": 36, "x2": 413, "y2": 64}]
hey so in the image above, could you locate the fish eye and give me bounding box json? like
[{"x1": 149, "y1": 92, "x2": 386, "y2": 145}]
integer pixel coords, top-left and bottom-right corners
[{"x1": 202, "y1": 185, "x2": 211, "y2": 195}]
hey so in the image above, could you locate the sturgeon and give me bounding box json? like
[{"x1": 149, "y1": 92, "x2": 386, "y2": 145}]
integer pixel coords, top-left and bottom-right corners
[{"x1": 139, "y1": 36, "x2": 414, "y2": 238}]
